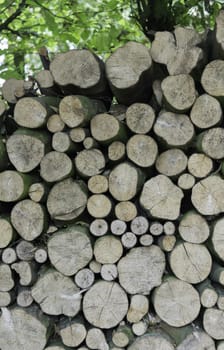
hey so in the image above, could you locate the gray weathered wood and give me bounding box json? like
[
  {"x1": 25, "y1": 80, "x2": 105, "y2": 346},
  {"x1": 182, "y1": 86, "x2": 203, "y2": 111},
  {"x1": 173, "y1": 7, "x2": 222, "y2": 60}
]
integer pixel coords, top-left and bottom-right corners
[
  {"x1": 126, "y1": 134, "x2": 158, "y2": 168},
  {"x1": 178, "y1": 210, "x2": 210, "y2": 244},
  {"x1": 59, "y1": 317, "x2": 87, "y2": 347},
  {"x1": 188, "y1": 153, "x2": 213, "y2": 178},
  {"x1": 203, "y1": 307, "x2": 224, "y2": 340},
  {"x1": 125, "y1": 103, "x2": 155, "y2": 134},
  {"x1": 127, "y1": 294, "x2": 149, "y2": 323},
  {"x1": 86, "y1": 328, "x2": 109, "y2": 350},
  {"x1": 75, "y1": 149, "x2": 105, "y2": 178},
  {"x1": 0, "y1": 264, "x2": 14, "y2": 291},
  {"x1": 156, "y1": 149, "x2": 187, "y2": 178},
  {"x1": 94, "y1": 235, "x2": 123, "y2": 264},
  {"x1": 115, "y1": 201, "x2": 137, "y2": 222}
]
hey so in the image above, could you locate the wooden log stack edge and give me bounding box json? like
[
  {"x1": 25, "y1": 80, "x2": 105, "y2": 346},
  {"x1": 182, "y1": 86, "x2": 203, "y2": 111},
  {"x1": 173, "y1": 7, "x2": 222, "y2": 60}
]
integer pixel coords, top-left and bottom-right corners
[{"x1": 2, "y1": 11, "x2": 224, "y2": 350}]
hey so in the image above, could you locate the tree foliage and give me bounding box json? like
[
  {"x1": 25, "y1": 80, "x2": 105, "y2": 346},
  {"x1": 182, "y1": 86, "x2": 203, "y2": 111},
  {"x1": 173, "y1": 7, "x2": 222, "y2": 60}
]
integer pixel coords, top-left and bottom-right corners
[{"x1": 0, "y1": 0, "x2": 223, "y2": 81}]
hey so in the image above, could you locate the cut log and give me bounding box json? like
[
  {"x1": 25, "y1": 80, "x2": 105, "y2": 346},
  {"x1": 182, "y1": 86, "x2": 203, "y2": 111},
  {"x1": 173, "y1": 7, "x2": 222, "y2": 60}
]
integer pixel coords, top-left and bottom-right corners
[
  {"x1": 196, "y1": 279, "x2": 218, "y2": 307},
  {"x1": 6, "y1": 129, "x2": 50, "y2": 173},
  {"x1": 50, "y1": 49, "x2": 111, "y2": 100},
  {"x1": 140, "y1": 175, "x2": 184, "y2": 220},
  {"x1": 100, "y1": 263, "x2": 118, "y2": 281},
  {"x1": 47, "y1": 224, "x2": 93, "y2": 276},
  {"x1": 118, "y1": 246, "x2": 165, "y2": 294},
  {"x1": 40, "y1": 151, "x2": 74, "y2": 183},
  {"x1": 177, "y1": 173, "x2": 195, "y2": 190},
  {"x1": 83, "y1": 136, "x2": 98, "y2": 149},
  {"x1": 158, "y1": 235, "x2": 176, "y2": 252},
  {"x1": 176, "y1": 329, "x2": 215, "y2": 350},
  {"x1": 11, "y1": 199, "x2": 48, "y2": 241},
  {"x1": 128, "y1": 332, "x2": 175, "y2": 350},
  {"x1": 127, "y1": 294, "x2": 149, "y2": 323},
  {"x1": 16, "y1": 240, "x2": 35, "y2": 261},
  {"x1": 169, "y1": 241, "x2": 212, "y2": 284},
  {"x1": 59, "y1": 318, "x2": 87, "y2": 348},
  {"x1": 47, "y1": 178, "x2": 88, "y2": 221},
  {"x1": 0, "y1": 306, "x2": 51, "y2": 350},
  {"x1": 105, "y1": 41, "x2": 153, "y2": 105},
  {"x1": 111, "y1": 220, "x2": 127, "y2": 236},
  {"x1": 201, "y1": 60, "x2": 224, "y2": 101},
  {"x1": 90, "y1": 113, "x2": 127, "y2": 145},
  {"x1": 32, "y1": 268, "x2": 82, "y2": 316},
  {"x1": 0, "y1": 264, "x2": 14, "y2": 291},
  {"x1": 109, "y1": 162, "x2": 145, "y2": 201},
  {"x1": 150, "y1": 28, "x2": 204, "y2": 75},
  {"x1": 216, "y1": 284, "x2": 224, "y2": 310},
  {"x1": 112, "y1": 325, "x2": 134, "y2": 348},
  {"x1": 125, "y1": 103, "x2": 155, "y2": 134},
  {"x1": 14, "y1": 96, "x2": 60, "y2": 128},
  {"x1": 86, "y1": 327, "x2": 109, "y2": 350},
  {"x1": 94, "y1": 235, "x2": 123, "y2": 264},
  {"x1": 34, "y1": 248, "x2": 48, "y2": 264},
  {"x1": 2, "y1": 78, "x2": 24, "y2": 104},
  {"x1": 131, "y1": 321, "x2": 148, "y2": 336},
  {"x1": 74, "y1": 268, "x2": 95, "y2": 289},
  {"x1": 121, "y1": 232, "x2": 137, "y2": 249},
  {"x1": 2, "y1": 247, "x2": 17, "y2": 264},
  {"x1": 59, "y1": 95, "x2": 105, "y2": 128},
  {"x1": 69, "y1": 127, "x2": 88, "y2": 143},
  {"x1": 210, "y1": 262, "x2": 224, "y2": 285},
  {"x1": 89, "y1": 259, "x2": 102, "y2": 274},
  {"x1": 52, "y1": 131, "x2": 77, "y2": 153},
  {"x1": 153, "y1": 277, "x2": 201, "y2": 327},
  {"x1": 178, "y1": 210, "x2": 210, "y2": 244},
  {"x1": 75, "y1": 148, "x2": 105, "y2": 178},
  {"x1": 90, "y1": 219, "x2": 108, "y2": 236},
  {"x1": 139, "y1": 234, "x2": 153, "y2": 246},
  {"x1": 28, "y1": 182, "x2": 49, "y2": 203},
  {"x1": 12, "y1": 261, "x2": 37, "y2": 286},
  {"x1": 191, "y1": 175, "x2": 224, "y2": 215},
  {"x1": 0, "y1": 291, "x2": 15, "y2": 307},
  {"x1": 211, "y1": 218, "x2": 224, "y2": 262},
  {"x1": 161, "y1": 74, "x2": 197, "y2": 112},
  {"x1": 115, "y1": 201, "x2": 137, "y2": 222},
  {"x1": 87, "y1": 194, "x2": 112, "y2": 218},
  {"x1": 155, "y1": 149, "x2": 188, "y2": 178},
  {"x1": 35, "y1": 70, "x2": 61, "y2": 96},
  {"x1": 130, "y1": 216, "x2": 149, "y2": 235},
  {"x1": 188, "y1": 153, "x2": 213, "y2": 178},
  {"x1": 190, "y1": 93, "x2": 222, "y2": 129},
  {"x1": 153, "y1": 111, "x2": 195, "y2": 148},
  {"x1": 17, "y1": 287, "x2": 34, "y2": 307},
  {"x1": 163, "y1": 221, "x2": 175, "y2": 235},
  {"x1": 83, "y1": 281, "x2": 128, "y2": 329},
  {"x1": 149, "y1": 222, "x2": 163, "y2": 236},
  {"x1": 197, "y1": 128, "x2": 224, "y2": 159},
  {"x1": 47, "y1": 114, "x2": 65, "y2": 133},
  {"x1": 108, "y1": 141, "x2": 126, "y2": 162},
  {"x1": 126, "y1": 134, "x2": 158, "y2": 168},
  {"x1": 203, "y1": 307, "x2": 224, "y2": 340},
  {"x1": 0, "y1": 217, "x2": 15, "y2": 249},
  {"x1": 88, "y1": 175, "x2": 108, "y2": 194}
]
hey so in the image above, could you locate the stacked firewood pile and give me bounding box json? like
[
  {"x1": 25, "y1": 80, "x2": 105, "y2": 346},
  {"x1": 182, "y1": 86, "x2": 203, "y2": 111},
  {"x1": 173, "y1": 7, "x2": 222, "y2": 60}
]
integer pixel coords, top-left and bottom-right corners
[{"x1": 2, "y1": 9, "x2": 224, "y2": 350}]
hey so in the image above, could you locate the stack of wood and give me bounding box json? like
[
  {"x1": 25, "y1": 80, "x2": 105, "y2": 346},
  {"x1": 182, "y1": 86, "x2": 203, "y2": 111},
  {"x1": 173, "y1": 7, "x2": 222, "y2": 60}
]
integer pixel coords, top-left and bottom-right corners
[{"x1": 2, "y1": 10, "x2": 224, "y2": 350}]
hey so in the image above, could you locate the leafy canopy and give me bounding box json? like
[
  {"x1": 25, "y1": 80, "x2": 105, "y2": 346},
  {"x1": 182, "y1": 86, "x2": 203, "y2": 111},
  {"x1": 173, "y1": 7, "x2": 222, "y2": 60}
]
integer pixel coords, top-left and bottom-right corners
[{"x1": 0, "y1": 0, "x2": 224, "y2": 80}]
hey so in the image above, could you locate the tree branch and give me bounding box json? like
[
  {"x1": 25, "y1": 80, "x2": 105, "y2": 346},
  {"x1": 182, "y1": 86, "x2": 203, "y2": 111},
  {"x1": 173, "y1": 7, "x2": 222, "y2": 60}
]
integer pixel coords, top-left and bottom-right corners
[{"x1": 0, "y1": 0, "x2": 27, "y2": 31}]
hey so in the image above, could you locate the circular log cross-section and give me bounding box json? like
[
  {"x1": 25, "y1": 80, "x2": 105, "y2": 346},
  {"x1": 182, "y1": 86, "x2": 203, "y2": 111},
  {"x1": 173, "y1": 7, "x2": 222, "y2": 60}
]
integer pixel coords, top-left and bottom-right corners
[
  {"x1": 118, "y1": 246, "x2": 165, "y2": 295},
  {"x1": 201, "y1": 60, "x2": 224, "y2": 98},
  {"x1": 94, "y1": 235, "x2": 123, "y2": 264},
  {"x1": 153, "y1": 277, "x2": 201, "y2": 327},
  {"x1": 203, "y1": 308, "x2": 224, "y2": 340},
  {"x1": 109, "y1": 162, "x2": 144, "y2": 201},
  {"x1": 198, "y1": 128, "x2": 224, "y2": 160},
  {"x1": 161, "y1": 74, "x2": 197, "y2": 112},
  {"x1": 0, "y1": 170, "x2": 35, "y2": 202},
  {"x1": 190, "y1": 94, "x2": 222, "y2": 129},
  {"x1": 105, "y1": 41, "x2": 153, "y2": 105},
  {"x1": 169, "y1": 241, "x2": 212, "y2": 284},
  {"x1": 47, "y1": 178, "x2": 87, "y2": 221},
  {"x1": 128, "y1": 333, "x2": 174, "y2": 350},
  {"x1": 11, "y1": 199, "x2": 47, "y2": 241},
  {"x1": 32, "y1": 269, "x2": 82, "y2": 316},
  {"x1": 0, "y1": 218, "x2": 15, "y2": 248},
  {"x1": 155, "y1": 149, "x2": 188, "y2": 178},
  {"x1": 126, "y1": 135, "x2": 158, "y2": 168},
  {"x1": 83, "y1": 281, "x2": 128, "y2": 329},
  {"x1": 178, "y1": 211, "x2": 210, "y2": 244},
  {"x1": 140, "y1": 175, "x2": 184, "y2": 220},
  {"x1": 48, "y1": 225, "x2": 93, "y2": 276},
  {"x1": 40, "y1": 151, "x2": 73, "y2": 183},
  {"x1": 188, "y1": 153, "x2": 213, "y2": 178},
  {"x1": 125, "y1": 103, "x2": 155, "y2": 134},
  {"x1": 75, "y1": 149, "x2": 105, "y2": 178},
  {"x1": 212, "y1": 218, "x2": 224, "y2": 262}
]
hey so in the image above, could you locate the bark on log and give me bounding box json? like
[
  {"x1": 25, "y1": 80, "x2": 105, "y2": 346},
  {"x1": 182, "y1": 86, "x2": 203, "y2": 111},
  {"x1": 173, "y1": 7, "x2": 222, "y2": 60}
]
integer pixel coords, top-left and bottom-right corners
[
  {"x1": 83, "y1": 281, "x2": 128, "y2": 329},
  {"x1": 0, "y1": 306, "x2": 51, "y2": 350},
  {"x1": 47, "y1": 225, "x2": 93, "y2": 276},
  {"x1": 32, "y1": 268, "x2": 82, "y2": 316},
  {"x1": 105, "y1": 41, "x2": 153, "y2": 105},
  {"x1": 153, "y1": 277, "x2": 201, "y2": 327},
  {"x1": 117, "y1": 246, "x2": 165, "y2": 294},
  {"x1": 214, "y1": 10, "x2": 224, "y2": 59}
]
